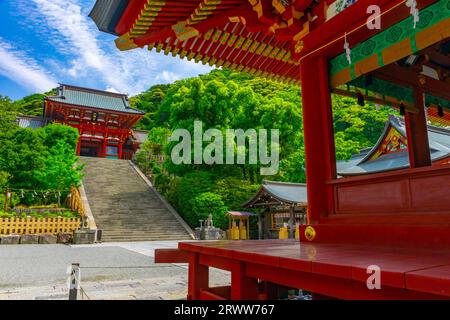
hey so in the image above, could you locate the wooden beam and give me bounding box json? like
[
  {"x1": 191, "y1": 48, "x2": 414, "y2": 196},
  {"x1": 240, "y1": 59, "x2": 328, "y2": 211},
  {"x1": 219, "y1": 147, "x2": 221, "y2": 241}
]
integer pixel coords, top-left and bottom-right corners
[
  {"x1": 332, "y1": 88, "x2": 416, "y2": 111},
  {"x1": 375, "y1": 64, "x2": 450, "y2": 101},
  {"x1": 425, "y1": 48, "x2": 450, "y2": 69},
  {"x1": 404, "y1": 88, "x2": 432, "y2": 168},
  {"x1": 154, "y1": 249, "x2": 189, "y2": 264}
]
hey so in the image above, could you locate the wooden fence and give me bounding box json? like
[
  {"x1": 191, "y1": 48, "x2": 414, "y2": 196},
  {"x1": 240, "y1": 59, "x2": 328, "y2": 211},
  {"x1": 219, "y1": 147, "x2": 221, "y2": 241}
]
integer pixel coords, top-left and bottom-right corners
[
  {"x1": 0, "y1": 217, "x2": 81, "y2": 235},
  {"x1": 69, "y1": 187, "x2": 85, "y2": 217}
]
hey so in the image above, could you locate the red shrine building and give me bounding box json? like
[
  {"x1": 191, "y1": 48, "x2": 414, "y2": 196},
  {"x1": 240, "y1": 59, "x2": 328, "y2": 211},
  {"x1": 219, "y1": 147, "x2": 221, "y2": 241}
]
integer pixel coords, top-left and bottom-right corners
[
  {"x1": 91, "y1": 0, "x2": 450, "y2": 300},
  {"x1": 18, "y1": 84, "x2": 146, "y2": 160},
  {"x1": 18, "y1": 85, "x2": 146, "y2": 159}
]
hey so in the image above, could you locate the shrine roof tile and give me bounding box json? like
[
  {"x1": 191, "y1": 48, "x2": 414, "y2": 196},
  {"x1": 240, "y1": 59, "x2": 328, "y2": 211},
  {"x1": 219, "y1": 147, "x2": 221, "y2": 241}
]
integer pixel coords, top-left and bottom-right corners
[
  {"x1": 243, "y1": 180, "x2": 308, "y2": 208},
  {"x1": 46, "y1": 84, "x2": 144, "y2": 115},
  {"x1": 16, "y1": 116, "x2": 47, "y2": 129}
]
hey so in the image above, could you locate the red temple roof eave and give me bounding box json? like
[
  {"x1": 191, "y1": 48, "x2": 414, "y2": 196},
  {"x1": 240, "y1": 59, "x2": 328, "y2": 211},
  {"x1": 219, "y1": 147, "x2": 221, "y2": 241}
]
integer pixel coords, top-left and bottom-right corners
[
  {"x1": 115, "y1": 0, "x2": 148, "y2": 35},
  {"x1": 113, "y1": 0, "x2": 413, "y2": 59},
  {"x1": 44, "y1": 99, "x2": 144, "y2": 118}
]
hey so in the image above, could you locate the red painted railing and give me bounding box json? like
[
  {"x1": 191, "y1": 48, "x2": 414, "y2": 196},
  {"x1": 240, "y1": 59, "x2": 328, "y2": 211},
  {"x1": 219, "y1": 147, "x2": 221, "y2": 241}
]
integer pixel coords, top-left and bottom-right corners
[{"x1": 329, "y1": 164, "x2": 450, "y2": 217}]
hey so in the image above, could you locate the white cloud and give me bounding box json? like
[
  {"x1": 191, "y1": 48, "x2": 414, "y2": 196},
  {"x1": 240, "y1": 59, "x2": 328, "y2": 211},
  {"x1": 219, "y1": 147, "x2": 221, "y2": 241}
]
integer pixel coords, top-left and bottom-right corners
[
  {"x1": 157, "y1": 70, "x2": 181, "y2": 83},
  {"x1": 0, "y1": 38, "x2": 57, "y2": 93},
  {"x1": 28, "y1": 0, "x2": 129, "y2": 91},
  {"x1": 13, "y1": 0, "x2": 212, "y2": 96},
  {"x1": 105, "y1": 87, "x2": 120, "y2": 93}
]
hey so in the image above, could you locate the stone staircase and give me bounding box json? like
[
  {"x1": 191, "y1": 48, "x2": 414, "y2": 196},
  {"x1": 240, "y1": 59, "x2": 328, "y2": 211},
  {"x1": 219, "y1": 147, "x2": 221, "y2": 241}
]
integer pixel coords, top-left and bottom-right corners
[{"x1": 79, "y1": 157, "x2": 193, "y2": 242}]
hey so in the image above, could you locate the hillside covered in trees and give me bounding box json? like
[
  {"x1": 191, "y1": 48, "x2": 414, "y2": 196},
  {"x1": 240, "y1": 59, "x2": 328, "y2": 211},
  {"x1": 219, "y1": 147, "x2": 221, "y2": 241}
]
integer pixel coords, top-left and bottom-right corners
[
  {"x1": 130, "y1": 69, "x2": 393, "y2": 229},
  {"x1": 1, "y1": 69, "x2": 393, "y2": 229}
]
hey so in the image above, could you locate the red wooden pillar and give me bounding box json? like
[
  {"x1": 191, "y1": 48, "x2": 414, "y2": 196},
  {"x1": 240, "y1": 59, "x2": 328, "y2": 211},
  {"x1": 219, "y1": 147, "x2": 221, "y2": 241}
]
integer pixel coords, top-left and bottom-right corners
[
  {"x1": 404, "y1": 88, "x2": 431, "y2": 168},
  {"x1": 300, "y1": 56, "x2": 337, "y2": 224},
  {"x1": 188, "y1": 253, "x2": 209, "y2": 300},
  {"x1": 231, "y1": 261, "x2": 258, "y2": 300},
  {"x1": 118, "y1": 142, "x2": 123, "y2": 160},
  {"x1": 76, "y1": 138, "x2": 81, "y2": 156},
  {"x1": 102, "y1": 138, "x2": 108, "y2": 158}
]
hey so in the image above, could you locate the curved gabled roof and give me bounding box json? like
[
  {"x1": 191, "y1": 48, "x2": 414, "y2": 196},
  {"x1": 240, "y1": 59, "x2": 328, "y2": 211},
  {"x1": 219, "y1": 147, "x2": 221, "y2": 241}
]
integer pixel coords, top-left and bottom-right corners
[
  {"x1": 337, "y1": 116, "x2": 450, "y2": 176},
  {"x1": 46, "y1": 84, "x2": 144, "y2": 115},
  {"x1": 243, "y1": 180, "x2": 308, "y2": 208}
]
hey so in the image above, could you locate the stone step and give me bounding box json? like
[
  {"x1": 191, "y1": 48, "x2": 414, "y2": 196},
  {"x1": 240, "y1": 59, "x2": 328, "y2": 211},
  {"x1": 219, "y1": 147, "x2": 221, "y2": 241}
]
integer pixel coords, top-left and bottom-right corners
[
  {"x1": 101, "y1": 232, "x2": 190, "y2": 237},
  {"x1": 94, "y1": 215, "x2": 182, "y2": 219},
  {"x1": 102, "y1": 233, "x2": 189, "y2": 238},
  {"x1": 88, "y1": 210, "x2": 176, "y2": 216},
  {"x1": 101, "y1": 237, "x2": 189, "y2": 240},
  {"x1": 101, "y1": 226, "x2": 188, "y2": 230},
  {"x1": 95, "y1": 219, "x2": 183, "y2": 224},
  {"x1": 80, "y1": 157, "x2": 192, "y2": 242},
  {"x1": 102, "y1": 233, "x2": 192, "y2": 241},
  {"x1": 102, "y1": 230, "x2": 189, "y2": 235},
  {"x1": 101, "y1": 220, "x2": 186, "y2": 224},
  {"x1": 101, "y1": 230, "x2": 188, "y2": 235}
]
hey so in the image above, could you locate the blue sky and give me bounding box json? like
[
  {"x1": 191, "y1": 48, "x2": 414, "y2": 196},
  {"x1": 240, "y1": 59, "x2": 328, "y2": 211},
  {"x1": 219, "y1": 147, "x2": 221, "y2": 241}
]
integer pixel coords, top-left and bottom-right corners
[{"x1": 0, "y1": 0, "x2": 212, "y2": 100}]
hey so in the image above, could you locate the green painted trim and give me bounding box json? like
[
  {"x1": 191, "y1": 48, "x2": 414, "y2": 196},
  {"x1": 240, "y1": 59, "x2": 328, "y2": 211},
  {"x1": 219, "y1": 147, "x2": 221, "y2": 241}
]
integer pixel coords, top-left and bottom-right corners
[
  {"x1": 348, "y1": 76, "x2": 414, "y2": 104},
  {"x1": 426, "y1": 94, "x2": 450, "y2": 109},
  {"x1": 350, "y1": 65, "x2": 356, "y2": 79},
  {"x1": 409, "y1": 36, "x2": 418, "y2": 53},
  {"x1": 330, "y1": 0, "x2": 450, "y2": 77},
  {"x1": 347, "y1": 76, "x2": 450, "y2": 109},
  {"x1": 377, "y1": 52, "x2": 384, "y2": 67}
]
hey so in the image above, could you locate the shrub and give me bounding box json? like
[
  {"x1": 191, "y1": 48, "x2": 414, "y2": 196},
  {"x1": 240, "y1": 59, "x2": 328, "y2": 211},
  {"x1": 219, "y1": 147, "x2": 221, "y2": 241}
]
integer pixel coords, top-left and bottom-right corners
[
  {"x1": 170, "y1": 171, "x2": 215, "y2": 227},
  {"x1": 213, "y1": 177, "x2": 260, "y2": 211},
  {"x1": 191, "y1": 192, "x2": 229, "y2": 229}
]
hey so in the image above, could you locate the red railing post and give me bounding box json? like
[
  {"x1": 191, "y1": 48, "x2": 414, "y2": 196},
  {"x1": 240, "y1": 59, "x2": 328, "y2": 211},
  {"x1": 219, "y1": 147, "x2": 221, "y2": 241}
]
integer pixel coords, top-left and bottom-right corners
[
  {"x1": 231, "y1": 261, "x2": 258, "y2": 300},
  {"x1": 188, "y1": 252, "x2": 209, "y2": 300}
]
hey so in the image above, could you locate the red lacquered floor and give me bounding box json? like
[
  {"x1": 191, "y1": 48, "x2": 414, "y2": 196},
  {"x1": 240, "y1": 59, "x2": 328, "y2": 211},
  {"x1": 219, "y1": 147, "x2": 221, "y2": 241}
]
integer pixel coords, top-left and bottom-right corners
[{"x1": 170, "y1": 240, "x2": 450, "y2": 299}]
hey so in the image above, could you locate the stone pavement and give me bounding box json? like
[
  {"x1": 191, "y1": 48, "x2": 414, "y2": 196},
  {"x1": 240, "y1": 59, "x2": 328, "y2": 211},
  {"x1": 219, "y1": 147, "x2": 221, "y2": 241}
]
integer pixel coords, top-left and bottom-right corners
[{"x1": 0, "y1": 241, "x2": 230, "y2": 300}]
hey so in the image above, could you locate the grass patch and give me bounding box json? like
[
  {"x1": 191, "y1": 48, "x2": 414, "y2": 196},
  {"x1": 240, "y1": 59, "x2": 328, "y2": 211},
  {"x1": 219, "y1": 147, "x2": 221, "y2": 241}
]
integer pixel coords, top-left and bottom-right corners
[{"x1": 0, "y1": 210, "x2": 80, "y2": 219}]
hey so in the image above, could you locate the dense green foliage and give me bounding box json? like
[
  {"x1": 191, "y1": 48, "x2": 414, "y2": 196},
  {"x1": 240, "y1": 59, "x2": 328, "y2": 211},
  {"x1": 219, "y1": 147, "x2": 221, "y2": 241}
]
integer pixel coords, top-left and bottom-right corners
[
  {"x1": 0, "y1": 95, "x2": 83, "y2": 208},
  {"x1": 133, "y1": 69, "x2": 393, "y2": 231},
  {"x1": 0, "y1": 89, "x2": 56, "y2": 116}
]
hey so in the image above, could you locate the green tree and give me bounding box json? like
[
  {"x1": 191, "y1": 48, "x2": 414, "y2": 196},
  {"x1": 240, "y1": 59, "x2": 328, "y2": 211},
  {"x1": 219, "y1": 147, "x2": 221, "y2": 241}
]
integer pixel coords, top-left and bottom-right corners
[
  {"x1": 0, "y1": 104, "x2": 84, "y2": 207},
  {"x1": 37, "y1": 140, "x2": 84, "y2": 203},
  {"x1": 213, "y1": 177, "x2": 259, "y2": 211},
  {"x1": 0, "y1": 127, "x2": 47, "y2": 191},
  {"x1": 191, "y1": 192, "x2": 229, "y2": 229},
  {"x1": 11, "y1": 88, "x2": 57, "y2": 116},
  {"x1": 42, "y1": 124, "x2": 79, "y2": 151},
  {"x1": 0, "y1": 171, "x2": 10, "y2": 189}
]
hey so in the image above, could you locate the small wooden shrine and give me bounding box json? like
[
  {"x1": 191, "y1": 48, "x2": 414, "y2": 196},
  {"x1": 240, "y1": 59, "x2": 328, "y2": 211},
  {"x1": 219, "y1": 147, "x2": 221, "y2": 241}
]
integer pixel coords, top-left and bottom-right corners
[
  {"x1": 226, "y1": 211, "x2": 256, "y2": 240},
  {"x1": 243, "y1": 181, "x2": 307, "y2": 239}
]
